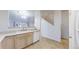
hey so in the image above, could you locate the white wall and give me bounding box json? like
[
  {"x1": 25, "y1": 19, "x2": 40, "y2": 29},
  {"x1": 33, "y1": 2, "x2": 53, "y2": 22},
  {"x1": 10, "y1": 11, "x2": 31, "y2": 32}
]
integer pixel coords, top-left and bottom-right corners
[
  {"x1": 0, "y1": 10, "x2": 9, "y2": 32},
  {"x1": 0, "y1": 10, "x2": 41, "y2": 32},
  {"x1": 34, "y1": 11, "x2": 41, "y2": 29},
  {"x1": 61, "y1": 11, "x2": 69, "y2": 39},
  {"x1": 41, "y1": 11, "x2": 61, "y2": 42}
]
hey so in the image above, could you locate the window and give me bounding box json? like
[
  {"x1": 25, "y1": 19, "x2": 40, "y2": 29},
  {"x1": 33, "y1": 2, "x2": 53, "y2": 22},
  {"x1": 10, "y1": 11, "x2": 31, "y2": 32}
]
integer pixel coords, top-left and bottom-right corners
[{"x1": 9, "y1": 10, "x2": 34, "y2": 28}]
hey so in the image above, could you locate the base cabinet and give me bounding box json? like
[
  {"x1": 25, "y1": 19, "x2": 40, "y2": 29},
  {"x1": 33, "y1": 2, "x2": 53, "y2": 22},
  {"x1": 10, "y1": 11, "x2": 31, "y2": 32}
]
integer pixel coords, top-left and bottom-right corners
[
  {"x1": 1, "y1": 36, "x2": 15, "y2": 49},
  {"x1": 1, "y1": 32, "x2": 33, "y2": 49},
  {"x1": 15, "y1": 33, "x2": 33, "y2": 49}
]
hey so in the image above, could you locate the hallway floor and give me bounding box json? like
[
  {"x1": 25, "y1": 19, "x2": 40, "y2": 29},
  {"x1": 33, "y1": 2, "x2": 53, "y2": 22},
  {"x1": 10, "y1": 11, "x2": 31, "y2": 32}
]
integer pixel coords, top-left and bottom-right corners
[{"x1": 25, "y1": 37, "x2": 69, "y2": 49}]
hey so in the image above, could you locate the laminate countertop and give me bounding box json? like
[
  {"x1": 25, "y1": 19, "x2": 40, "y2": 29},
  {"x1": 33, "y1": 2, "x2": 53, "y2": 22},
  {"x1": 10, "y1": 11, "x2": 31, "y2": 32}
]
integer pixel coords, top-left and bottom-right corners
[{"x1": 0, "y1": 29, "x2": 40, "y2": 42}]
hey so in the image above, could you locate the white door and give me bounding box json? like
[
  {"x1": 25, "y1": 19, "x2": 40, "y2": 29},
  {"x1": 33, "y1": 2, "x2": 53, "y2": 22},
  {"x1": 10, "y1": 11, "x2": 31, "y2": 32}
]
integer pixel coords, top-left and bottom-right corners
[
  {"x1": 75, "y1": 11, "x2": 79, "y2": 48},
  {"x1": 69, "y1": 11, "x2": 77, "y2": 49}
]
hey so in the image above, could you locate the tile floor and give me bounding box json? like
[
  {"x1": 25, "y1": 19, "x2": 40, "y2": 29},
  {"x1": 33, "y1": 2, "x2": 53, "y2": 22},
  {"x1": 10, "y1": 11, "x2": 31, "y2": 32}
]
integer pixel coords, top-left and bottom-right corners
[{"x1": 26, "y1": 37, "x2": 69, "y2": 49}]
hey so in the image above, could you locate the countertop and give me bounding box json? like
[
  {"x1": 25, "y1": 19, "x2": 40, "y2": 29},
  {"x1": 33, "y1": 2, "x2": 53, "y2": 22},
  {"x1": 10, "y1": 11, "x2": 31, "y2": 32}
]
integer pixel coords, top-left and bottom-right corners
[{"x1": 0, "y1": 28, "x2": 40, "y2": 42}]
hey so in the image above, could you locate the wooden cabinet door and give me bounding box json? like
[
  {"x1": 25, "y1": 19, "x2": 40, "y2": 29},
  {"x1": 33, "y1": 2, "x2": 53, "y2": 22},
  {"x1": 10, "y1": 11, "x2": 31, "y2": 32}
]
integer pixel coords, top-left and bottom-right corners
[
  {"x1": 1, "y1": 36, "x2": 15, "y2": 49},
  {"x1": 15, "y1": 34, "x2": 27, "y2": 49},
  {"x1": 15, "y1": 33, "x2": 33, "y2": 49},
  {"x1": 25, "y1": 32, "x2": 33, "y2": 46}
]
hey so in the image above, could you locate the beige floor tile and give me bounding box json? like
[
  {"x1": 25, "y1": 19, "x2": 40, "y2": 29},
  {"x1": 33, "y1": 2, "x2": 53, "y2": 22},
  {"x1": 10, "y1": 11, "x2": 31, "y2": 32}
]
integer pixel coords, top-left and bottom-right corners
[{"x1": 25, "y1": 37, "x2": 69, "y2": 49}]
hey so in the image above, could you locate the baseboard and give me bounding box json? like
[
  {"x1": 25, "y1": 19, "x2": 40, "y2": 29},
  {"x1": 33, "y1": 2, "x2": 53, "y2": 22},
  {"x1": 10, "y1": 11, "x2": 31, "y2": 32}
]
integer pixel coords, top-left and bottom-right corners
[
  {"x1": 61, "y1": 37, "x2": 69, "y2": 40},
  {"x1": 42, "y1": 37, "x2": 61, "y2": 43},
  {"x1": 22, "y1": 40, "x2": 39, "y2": 49}
]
